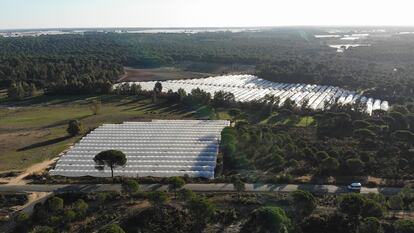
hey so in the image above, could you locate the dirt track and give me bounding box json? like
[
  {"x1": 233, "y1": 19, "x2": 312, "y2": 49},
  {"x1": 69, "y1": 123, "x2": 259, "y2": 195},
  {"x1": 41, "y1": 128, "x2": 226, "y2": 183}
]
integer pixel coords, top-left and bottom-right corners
[{"x1": 0, "y1": 157, "x2": 58, "y2": 185}]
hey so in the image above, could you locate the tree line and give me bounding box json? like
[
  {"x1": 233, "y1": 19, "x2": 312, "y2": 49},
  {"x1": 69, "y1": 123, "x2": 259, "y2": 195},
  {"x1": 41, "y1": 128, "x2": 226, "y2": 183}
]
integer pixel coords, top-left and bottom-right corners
[
  {"x1": 12, "y1": 183, "x2": 414, "y2": 233},
  {"x1": 2, "y1": 31, "x2": 414, "y2": 105}
]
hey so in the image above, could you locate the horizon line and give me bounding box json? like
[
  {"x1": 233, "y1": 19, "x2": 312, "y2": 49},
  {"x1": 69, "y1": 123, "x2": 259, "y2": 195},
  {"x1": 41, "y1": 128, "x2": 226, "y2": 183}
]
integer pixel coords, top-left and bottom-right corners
[{"x1": 2, "y1": 25, "x2": 414, "y2": 31}]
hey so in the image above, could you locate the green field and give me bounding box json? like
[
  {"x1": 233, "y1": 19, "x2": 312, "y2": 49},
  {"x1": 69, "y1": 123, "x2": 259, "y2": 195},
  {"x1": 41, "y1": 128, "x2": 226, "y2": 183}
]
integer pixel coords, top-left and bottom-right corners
[
  {"x1": 0, "y1": 95, "x2": 196, "y2": 171},
  {"x1": 260, "y1": 112, "x2": 315, "y2": 127}
]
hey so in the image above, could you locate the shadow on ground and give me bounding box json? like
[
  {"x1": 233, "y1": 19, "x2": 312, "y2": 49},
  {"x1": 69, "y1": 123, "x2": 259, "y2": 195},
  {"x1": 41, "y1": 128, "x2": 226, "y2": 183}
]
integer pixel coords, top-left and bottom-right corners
[{"x1": 18, "y1": 135, "x2": 72, "y2": 151}]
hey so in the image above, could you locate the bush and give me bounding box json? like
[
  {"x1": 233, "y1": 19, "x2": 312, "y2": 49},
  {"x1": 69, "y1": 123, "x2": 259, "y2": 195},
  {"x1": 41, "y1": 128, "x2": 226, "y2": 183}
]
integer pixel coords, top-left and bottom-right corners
[
  {"x1": 358, "y1": 217, "x2": 384, "y2": 233},
  {"x1": 121, "y1": 205, "x2": 192, "y2": 233},
  {"x1": 339, "y1": 193, "x2": 365, "y2": 220},
  {"x1": 394, "y1": 220, "x2": 414, "y2": 233},
  {"x1": 14, "y1": 212, "x2": 31, "y2": 232},
  {"x1": 290, "y1": 190, "x2": 316, "y2": 218},
  {"x1": 147, "y1": 191, "x2": 169, "y2": 206},
  {"x1": 187, "y1": 196, "x2": 216, "y2": 231},
  {"x1": 301, "y1": 215, "x2": 326, "y2": 233},
  {"x1": 353, "y1": 120, "x2": 371, "y2": 129},
  {"x1": 353, "y1": 128, "x2": 376, "y2": 140},
  {"x1": 66, "y1": 120, "x2": 83, "y2": 136},
  {"x1": 122, "y1": 180, "x2": 140, "y2": 194},
  {"x1": 47, "y1": 197, "x2": 64, "y2": 213},
  {"x1": 98, "y1": 224, "x2": 125, "y2": 233},
  {"x1": 241, "y1": 206, "x2": 291, "y2": 233},
  {"x1": 388, "y1": 195, "x2": 404, "y2": 210},
  {"x1": 73, "y1": 199, "x2": 88, "y2": 218},
  {"x1": 168, "y1": 177, "x2": 186, "y2": 193},
  {"x1": 321, "y1": 156, "x2": 340, "y2": 175},
  {"x1": 29, "y1": 226, "x2": 54, "y2": 233},
  {"x1": 177, "y1": 188, "x2": 196, "y2": 201},
  {"x1": 346, "y1": 158, "x2": 365, "y2": 174},
  {"x1": 361, "y1": 199, "x2": 384, "y2": 218}
]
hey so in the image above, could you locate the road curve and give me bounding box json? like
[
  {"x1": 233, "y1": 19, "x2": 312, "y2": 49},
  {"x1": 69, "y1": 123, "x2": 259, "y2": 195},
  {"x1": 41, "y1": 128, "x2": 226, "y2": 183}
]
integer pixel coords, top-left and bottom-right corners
[{"x1": 0, "y1": 183, "x2": 403, "y2": 196}]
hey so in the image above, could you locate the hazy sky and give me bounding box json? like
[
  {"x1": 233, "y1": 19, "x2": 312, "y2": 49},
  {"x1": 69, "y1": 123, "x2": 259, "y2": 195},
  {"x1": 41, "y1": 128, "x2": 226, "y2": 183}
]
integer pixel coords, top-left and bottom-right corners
[{"x1": 1, "y1": 0, "x2": 414, "y2": 29}]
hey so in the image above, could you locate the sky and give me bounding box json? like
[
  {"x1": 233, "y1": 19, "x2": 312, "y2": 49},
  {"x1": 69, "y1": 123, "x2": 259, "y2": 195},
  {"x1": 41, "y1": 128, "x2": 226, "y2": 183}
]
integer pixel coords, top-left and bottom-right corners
[{"x1": 1, "y1": 0, "x2": 414, "y2": 29}]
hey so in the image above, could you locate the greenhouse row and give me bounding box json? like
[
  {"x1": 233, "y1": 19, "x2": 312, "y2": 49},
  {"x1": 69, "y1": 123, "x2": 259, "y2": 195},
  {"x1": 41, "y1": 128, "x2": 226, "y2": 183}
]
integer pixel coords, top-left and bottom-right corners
[
  {"x1": 115, "y1": 75, "x2": 389, "y2": 115},
  {"x1": 50, "y1": 120, "x2": 230, "y2": 178}
]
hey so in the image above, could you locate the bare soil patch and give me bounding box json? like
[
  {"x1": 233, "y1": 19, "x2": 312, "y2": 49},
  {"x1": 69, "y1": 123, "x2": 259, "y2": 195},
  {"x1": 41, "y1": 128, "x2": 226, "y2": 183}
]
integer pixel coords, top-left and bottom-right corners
[
  {"x1": 11, "y1": 192, "x2": 52, "y2": 213},
  {"x1": 0, "y1": 157, "x2": 58, "y2": 185}
]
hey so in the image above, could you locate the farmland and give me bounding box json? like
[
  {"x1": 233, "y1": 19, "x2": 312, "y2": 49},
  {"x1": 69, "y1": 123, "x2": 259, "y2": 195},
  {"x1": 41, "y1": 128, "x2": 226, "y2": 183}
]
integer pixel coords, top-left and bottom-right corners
[{"x1": 0, "y1": 95, "x2": 196, "y2": 172}]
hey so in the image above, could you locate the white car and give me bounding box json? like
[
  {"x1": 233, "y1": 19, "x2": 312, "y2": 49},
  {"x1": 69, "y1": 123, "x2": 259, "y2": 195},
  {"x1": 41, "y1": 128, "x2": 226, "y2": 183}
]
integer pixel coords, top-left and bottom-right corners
[{"x1": 347, "y1": 182, "x2": 362, "y2": 192}]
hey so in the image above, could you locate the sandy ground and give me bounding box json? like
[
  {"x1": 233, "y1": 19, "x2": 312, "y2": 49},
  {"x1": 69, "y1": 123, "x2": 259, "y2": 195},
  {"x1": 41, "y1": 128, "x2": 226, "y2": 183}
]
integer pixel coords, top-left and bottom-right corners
[
  {"x1": 0, "y1": 157, "x2": 58, "y2": 185},
  {"x1": 0, "y1": 158, "x2": 58, "y2": 219},
  {"x1": 11, "y1": 192, "x2": 52, "y2": 213}
]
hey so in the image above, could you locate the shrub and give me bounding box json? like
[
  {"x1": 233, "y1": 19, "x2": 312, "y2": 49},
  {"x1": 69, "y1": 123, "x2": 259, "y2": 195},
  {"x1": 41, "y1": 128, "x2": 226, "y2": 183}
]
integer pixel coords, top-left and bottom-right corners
[
  {"x1": 73, "y1": 199, "x2": 88, "y2": 218},
  {"x1": 394, "y1": 220, "x2": 414, "y2": 233},
  {"x1": 30, "y1": 226, "x2": 54, "y2": 233},
  {"x1": 147, "y1": 191, "x2": 169, "y2": 206},
  {"x1": 358, "y1": 217, "x2": 384, "y2": 233},
  {"x1": 241, "y1": 206, "x2": 291, "y2": 233},
  {"x1": 177, "y1": 188, "x2": 196, "y2": 201},
  {"x1": 98, "y1": 224, "x2": 126, "y2": 233},
  {"x1": 187, "y1": 196, "x2": 216, "y2": 231},
  {"x1": 66, "y1": 120, "x2": 83, "y2": 136},
  {"x1": 291, "y1": 190, "x2": 316, "y2": 218},
  {"x1": 47, "y1": 197, "x2": 64, "y2": 213},
  {"x1": 346, "y1": 158, "x2": 365, "y2": 174},
  {"x1": 339, "y1": 193, "x2": 365, "y2": 220},
  {"x1": 301, "y1": 215, "x2": 326, "y2": 233},
  {"x1": 353, "y1": 128, "x2": 376, "y2": 140},
  {"x1": 122, "y1": 180, "x2": 140, "y2": 194},
  {"x1": 361, "y1": 199, "x2": 385, "y2": 218}
]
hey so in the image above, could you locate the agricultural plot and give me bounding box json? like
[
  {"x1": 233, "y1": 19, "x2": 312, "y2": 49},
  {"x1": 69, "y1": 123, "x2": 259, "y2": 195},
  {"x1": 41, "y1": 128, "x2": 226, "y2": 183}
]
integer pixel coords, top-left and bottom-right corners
[
  {"x1": 117, "y1": 75, "x2": 389, "y2": 115},
  {"x1": 50, "y1": 120, "x2": 230, "y2": 178}
]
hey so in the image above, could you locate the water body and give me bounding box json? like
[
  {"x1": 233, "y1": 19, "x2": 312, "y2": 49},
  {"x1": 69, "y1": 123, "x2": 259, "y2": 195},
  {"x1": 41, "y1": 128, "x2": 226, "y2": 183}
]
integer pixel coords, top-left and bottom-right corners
[
  {"x1": 314, "y1": 34, "x2": 341, "y2": 38},
  {"x1": 398, "y1": 32, "x2": 414, "y2": 35},
  {"x1": 329, "y1": 44, "x2": 371, "y2": 53}
]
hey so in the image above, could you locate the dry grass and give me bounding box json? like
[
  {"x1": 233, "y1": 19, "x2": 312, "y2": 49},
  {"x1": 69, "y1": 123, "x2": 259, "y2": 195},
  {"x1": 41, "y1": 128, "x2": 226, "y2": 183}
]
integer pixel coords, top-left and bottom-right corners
[{"x1": 0, "y1": 95, "x2": 195, "y2": 172}]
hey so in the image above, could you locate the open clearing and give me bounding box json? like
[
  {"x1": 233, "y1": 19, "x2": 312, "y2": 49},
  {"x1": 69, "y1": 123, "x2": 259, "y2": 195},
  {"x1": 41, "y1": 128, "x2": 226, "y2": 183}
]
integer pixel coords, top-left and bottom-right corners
[
  {"x1": 0, "y1": 95, "x2": 199, "y2": 172},
  {"x1": 118, "y1": 67, "x2": 213, "y2": 82}
]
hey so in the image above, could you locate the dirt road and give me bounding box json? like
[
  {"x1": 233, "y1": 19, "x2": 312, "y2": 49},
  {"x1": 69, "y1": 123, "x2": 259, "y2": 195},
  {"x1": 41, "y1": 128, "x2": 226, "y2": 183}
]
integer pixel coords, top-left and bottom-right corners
[{"x1": 0, "y1": 157, "x2": 58, "y2": 185}]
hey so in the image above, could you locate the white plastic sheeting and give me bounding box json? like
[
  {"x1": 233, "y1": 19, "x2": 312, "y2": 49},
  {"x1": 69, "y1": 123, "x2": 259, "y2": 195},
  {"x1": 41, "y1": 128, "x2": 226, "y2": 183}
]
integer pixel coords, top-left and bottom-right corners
[
  {"x1": 115, "y1": 75, "x2": 390, "y2": 115},
  {"x1": 50, "y1": 120, "x2": 230, "y2": 179}
]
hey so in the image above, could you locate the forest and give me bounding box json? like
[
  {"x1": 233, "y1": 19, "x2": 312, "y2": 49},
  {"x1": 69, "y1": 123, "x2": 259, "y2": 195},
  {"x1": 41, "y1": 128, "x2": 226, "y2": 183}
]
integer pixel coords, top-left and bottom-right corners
[
  {"x1": 111, "y1": 84, "x2": 414, "y2": 182},
  {"x1": 11, "y1": 178, "x2": 414, "y2": 233},
  {"x1": 2, "y1": 29, "x2": 414, "y2": 233},
  {"x1": 1, "y1": 29, "x2": 413, "y2": 104}
]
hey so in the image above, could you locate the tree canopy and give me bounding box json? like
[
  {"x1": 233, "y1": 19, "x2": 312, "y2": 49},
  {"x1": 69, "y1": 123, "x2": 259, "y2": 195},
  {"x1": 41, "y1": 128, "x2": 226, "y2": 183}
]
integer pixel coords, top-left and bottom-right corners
[
  {"x1": 242, "y1": 206, "x2": 291, "y2": 233},
  {"x1": 94, "y1": 150, "x2": 127, "y2": 178}
]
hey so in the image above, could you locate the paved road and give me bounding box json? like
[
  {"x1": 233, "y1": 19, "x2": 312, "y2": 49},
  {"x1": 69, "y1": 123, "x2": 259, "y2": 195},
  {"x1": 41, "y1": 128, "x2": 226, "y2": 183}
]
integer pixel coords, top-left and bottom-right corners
[
  {"x1": 0, "y1": 183, "x2": 405, "y2": 233},
  {"x1": 0, "y1": 183, "x2": 404, "y2": 196}
]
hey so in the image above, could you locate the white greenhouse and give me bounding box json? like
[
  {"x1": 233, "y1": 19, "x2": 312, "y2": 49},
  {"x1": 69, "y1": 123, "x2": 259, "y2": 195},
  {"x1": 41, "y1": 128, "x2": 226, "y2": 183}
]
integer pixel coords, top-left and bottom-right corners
[
  {"x1": 50, "y1": 120, "x2": 230, "y2": 179},
  {"x1": 115, "y1": 75, "x2": 390, "y2": 115}
]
